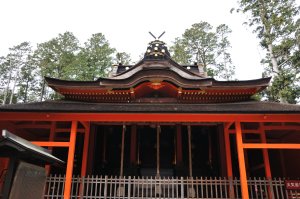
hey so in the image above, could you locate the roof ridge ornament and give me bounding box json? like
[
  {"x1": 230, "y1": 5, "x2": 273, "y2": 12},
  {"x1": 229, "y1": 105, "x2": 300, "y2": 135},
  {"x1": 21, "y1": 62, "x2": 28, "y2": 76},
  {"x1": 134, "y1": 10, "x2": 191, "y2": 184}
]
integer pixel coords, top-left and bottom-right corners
[
  {"x1": 148, "y1": 31, "x2": 166, "y2": 40},
  {"x1": 145, "y1": 32, "x2": 170, "y2": 60}
]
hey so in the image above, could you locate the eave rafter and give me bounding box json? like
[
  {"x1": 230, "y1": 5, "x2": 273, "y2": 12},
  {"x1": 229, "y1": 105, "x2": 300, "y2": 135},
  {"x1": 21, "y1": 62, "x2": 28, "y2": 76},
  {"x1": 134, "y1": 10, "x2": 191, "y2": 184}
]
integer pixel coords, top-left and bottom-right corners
[
  {"x1": 0, "y1": 112, "x2": 300, "y2": 123},
  {"x1": 53, "y1": 80, "x2": 265, "y2": 103}
]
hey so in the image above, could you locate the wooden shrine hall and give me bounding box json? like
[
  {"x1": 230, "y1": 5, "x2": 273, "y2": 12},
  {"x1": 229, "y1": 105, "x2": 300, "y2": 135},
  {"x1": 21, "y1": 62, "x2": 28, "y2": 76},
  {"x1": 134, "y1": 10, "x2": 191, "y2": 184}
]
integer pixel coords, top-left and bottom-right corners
[{"x1": 1, "y1": 39, "x2": 300, "y2": 199}]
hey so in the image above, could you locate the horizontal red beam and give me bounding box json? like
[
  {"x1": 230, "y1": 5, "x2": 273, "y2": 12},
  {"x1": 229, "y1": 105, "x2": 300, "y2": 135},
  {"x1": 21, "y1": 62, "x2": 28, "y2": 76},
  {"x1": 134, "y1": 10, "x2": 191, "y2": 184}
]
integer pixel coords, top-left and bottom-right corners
[
  {"x1": 263, "y1": 126, "x2": 300, "y2": 131},
  {"x1": 229, "y1": 129, "x2": 260, "y2": 134},
  {"x1": 243, "y1": 143, "x2": 300, "y2": 149},
  {"x1": 0, "y1": 112, "x2": 300, "y2": 122},
  {"x1": 31, "y1": 141, "x2": 70, "y2": 147}
]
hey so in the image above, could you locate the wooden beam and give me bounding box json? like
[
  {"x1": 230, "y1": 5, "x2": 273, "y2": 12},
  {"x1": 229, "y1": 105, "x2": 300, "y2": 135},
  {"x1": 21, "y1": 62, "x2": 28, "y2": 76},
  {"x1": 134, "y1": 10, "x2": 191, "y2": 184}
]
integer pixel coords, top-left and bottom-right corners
[
  {"x1": 243, "y1": 143, "x2": 300, "y2": 149},
  {"x1": 55, "y1": 128, "x2": 85, "y2": 133},
  {"x1": 16, "y1": 124, "x2": 51, "y2": 129},
  {"x1": 32, "y1": 141, "x2": 69, "y2": 147},
  {"x1": 13, "y1": 125, "x2": 84, "y2": 133},
  {"x1": 1, "y1": 112, "x2": 300, "y2": 122},
  {"x1": 79, "y1": 121, "x2": 89, "y2": 130},
  {"x1": 224, "y1": 122, "x2": 234, "y2": 130},
  {"x1": 229, "y1": 129, "x2": 260, "y2": 134},
  {"x1": 235, "y1": 121, "x2": 249, "y2": 199},
  {"x1": 263, "y1": 125, "x2": 300, "y2": 131},
  {"x1": 64, "y1": 121, "x2": 77, "y2": 199}
]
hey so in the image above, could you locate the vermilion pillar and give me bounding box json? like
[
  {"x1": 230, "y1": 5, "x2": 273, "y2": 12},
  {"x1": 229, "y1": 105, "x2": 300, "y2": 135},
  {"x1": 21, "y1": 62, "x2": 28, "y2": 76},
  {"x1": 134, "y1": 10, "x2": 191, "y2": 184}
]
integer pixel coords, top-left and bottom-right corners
[
  {"x1": 224, "y1": 123, "x2": 234, "y2": 198},
  {"x1": 224, "y1": 123, "x2": 233, "y2": 176},
  {"x1": 259, "y1": 123, "x2": 272, "y2": 178},
  {"x1": 64, "y1": 121, "x2": 77, "y2": 199},
  {"x1": 235, "y1": 121, "x2": 249, "y2": 199},
  {"x1": 81, "y1": 122, "x2": 90, "y2": 177}
]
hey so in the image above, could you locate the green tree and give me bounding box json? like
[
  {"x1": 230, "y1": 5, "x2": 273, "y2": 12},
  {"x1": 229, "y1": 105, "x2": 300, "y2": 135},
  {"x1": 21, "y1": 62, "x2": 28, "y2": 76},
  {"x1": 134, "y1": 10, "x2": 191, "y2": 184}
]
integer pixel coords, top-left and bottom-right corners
[
  {"x1": 33, "y1": 32, "x2": 79, "y2": 100},
  {"x1": 234, "y1": 0, "x2": 300, "y2": 103},
  {"x1": 18, "y1": 54, "x2": 39, "y2": 103},
  {"x1": 170, "y1": 37, "x2": 192, "y2": 64},
  {"x1": 115, "y1": 52, "x2": 131, "y2": 65},
  {"x1": 1, "y1": 42, "x2": 32, "y2": 104},
  {"x1": 215, "y1": 24, "x2": 235, "y2": 80},
  {"x1": 75, "y1": 33, "x2": 115, "y2": 80},
  {"x1": 183, "y1": 22, "x2": 217, "y2": 72},
  {"x1": 170, "y1": 22, "x2": 235, "y2": 79}
]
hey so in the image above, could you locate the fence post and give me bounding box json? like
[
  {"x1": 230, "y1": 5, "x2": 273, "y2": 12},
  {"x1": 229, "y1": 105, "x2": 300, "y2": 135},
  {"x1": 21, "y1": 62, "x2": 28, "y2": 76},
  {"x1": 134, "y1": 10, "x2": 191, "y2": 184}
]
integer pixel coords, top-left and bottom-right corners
[
  {"x1": 181, "y1": 177, "x2": 184, "y2": 199},
  {"x1": 268, "y1": 177, "x2": 275, "y2": 199},
  {"x1": 104, "y1": 175, "x2": 108, "y2": 199},
  {"x1": 229, "y1": 176, "x2": 235, "y2": 198},
  {"x1": 128, "y1": 176, "x2": 131, "y2": 199},
  {"x1": 79, "y1": 176, "x2": 85, "y2": 198}
]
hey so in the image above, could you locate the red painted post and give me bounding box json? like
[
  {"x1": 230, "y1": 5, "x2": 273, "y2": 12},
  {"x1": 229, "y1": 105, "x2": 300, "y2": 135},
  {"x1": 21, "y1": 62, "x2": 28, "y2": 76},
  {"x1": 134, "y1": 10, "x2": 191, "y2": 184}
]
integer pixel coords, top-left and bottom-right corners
[
  {"x1": 235, "y1": 121, "x2": 249, "y2": 199},
  {"x1": 224, "y1": 124, "x2": 235, "y2": 198},
  {"x1": 81, "y1": 122, "x2": 90, "y2": 177},
  {"x1": 64, "y1": 121, "x2": 77, "y2": 199}
]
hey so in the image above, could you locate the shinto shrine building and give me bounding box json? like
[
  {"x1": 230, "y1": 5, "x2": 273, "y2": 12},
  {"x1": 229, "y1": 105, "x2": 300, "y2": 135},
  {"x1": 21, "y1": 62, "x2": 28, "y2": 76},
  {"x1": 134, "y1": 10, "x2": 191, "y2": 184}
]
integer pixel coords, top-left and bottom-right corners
[{"x1": 1, "y1": 39, "x2": 300, "y2": 199}]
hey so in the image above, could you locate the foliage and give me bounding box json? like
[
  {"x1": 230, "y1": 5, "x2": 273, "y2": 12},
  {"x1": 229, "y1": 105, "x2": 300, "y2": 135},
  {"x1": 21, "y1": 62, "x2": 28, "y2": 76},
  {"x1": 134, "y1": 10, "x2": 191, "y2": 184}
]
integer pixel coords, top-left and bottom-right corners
[
  {"x1": 233, "y1": 0, "x2": 300, "y2": 103},
  {"x1": 74, "y1": 33, "x2": 115, "y2": 81},
  {"x1": 0, "y1": 31, "x2": 126, "y2": 103},
  {"x1": 0, "y1": 42, "x2": 33, "y2": 104},
  {"x1": 33, "y1": 31, "x2": 79, "y2": 80},
  {"x1": 115, "y1": 52, "x2": 131, "y2": 65},
  {"x1": 170, "y1": 22, "x2": 235, "y2": 80},
  {"x1": 215, "y1": 24, "x2": 236, "y2": 80}
]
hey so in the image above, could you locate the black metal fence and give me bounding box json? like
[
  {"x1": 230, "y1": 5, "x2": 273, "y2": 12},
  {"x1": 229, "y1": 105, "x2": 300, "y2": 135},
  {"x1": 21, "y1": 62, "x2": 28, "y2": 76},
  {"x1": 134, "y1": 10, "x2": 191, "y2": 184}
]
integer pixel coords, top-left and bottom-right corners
[{"x1": 43, "y1": 175, "x2": 299, "y2": 198}]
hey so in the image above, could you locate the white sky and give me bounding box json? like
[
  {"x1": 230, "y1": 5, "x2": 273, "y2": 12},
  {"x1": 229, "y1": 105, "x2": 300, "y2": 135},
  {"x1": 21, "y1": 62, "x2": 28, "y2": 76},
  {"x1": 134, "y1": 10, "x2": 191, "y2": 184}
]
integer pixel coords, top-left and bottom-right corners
[{"x1": 1, "y1": 0, "x2": 298, "y2": 80}]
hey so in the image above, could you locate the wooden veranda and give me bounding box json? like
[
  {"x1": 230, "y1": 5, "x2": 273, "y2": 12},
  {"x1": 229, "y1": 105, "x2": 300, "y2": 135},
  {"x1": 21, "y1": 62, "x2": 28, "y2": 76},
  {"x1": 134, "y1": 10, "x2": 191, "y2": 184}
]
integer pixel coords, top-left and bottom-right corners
[{"x1": 1, "y1": 112, "x2": 300, "y2": 198}]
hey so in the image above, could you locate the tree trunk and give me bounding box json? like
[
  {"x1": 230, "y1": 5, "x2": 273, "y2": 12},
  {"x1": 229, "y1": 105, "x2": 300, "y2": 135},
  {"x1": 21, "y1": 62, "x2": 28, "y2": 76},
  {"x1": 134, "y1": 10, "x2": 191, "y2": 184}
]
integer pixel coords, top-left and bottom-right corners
[
  {"x1": 3, "y1": 69, "x2": 12, "y2": 105},
  {"x1": 9, "y1": 75, "x2": 18, "y2": 104},
  {"x1": 24, "y1": 79, "x2": 29, "y2": 103},
  {"x1": 258, "y1": 0, "x2": 284, "y2": 102},
  {"x1": 40, "y1": 79, "x2": 45, "y2": 102},
  {"x1": 267, "y1": 44, "x2": 279, "y2": 73}
]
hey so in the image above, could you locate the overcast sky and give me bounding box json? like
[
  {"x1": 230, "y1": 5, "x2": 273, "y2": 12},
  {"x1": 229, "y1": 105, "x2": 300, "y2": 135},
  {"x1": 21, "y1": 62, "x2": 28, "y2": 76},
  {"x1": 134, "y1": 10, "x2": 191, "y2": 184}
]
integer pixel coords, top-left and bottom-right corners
[{"x1": 1, "y1": 0, "x2": 298, "y2": 80}]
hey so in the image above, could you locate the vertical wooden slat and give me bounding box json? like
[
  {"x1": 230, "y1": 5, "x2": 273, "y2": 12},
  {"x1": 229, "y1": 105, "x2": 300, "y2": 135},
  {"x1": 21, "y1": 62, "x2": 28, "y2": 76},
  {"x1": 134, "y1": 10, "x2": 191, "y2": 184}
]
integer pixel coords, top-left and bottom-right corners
[
  {"x1": 176, "y1": 125, "x2": 183, "y2": 166},
  {"x1": 114, "y1": 176, "x2": 117, "y2": 198},
  {"x1": 249, "y1": 177, "x2": 253, "y2": 198},
  {"x1": 156, "y1": 125, "x2": 160, "y2": 177},
  {"x1": 196, "y1": 177, "x2": 199, "y2": 198},
  {"x1": 130, "y1": 125, "x2": 137, "y2": 167},
  {"x1": 120, "y1": 125, "x2": 126, "y2": 177},
  {"x1": 224, "y1": 177, "x2": 228, "y2": 198},
  {"x1": 188, "y1": 125, "x2": 193, "y2": 177},
  {"x1": 181, "y1": 177, "x2": 184, "y2": 199},
  {"x1": 104, "y1": 176, "x2": 107, "y2": 199},
  {"x1": 56, "y1": 174, "x2": 61, "y2": 198},
  {"x1": 176, "y1": 177, "x2": 179, "y2": 198},
  {"x1": 99, "y1": 176, "x2": 103, "y2": 198}
]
